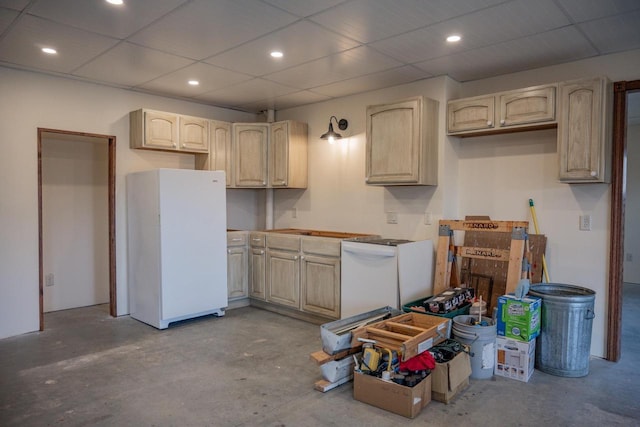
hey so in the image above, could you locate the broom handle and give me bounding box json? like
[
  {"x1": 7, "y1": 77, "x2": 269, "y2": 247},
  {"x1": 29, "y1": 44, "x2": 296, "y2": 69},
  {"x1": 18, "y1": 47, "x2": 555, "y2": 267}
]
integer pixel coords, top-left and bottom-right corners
[{"x1": 529, "y1": 199, "x2": 551, "y2": 283}]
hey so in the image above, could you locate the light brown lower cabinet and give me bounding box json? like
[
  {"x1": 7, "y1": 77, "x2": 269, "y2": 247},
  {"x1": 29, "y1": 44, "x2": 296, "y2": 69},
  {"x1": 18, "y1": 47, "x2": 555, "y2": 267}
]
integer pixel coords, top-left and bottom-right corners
[
  {"x1": 248, "y1": 233, "x2": 342, "y2": 320},
  {"x1": 300, "y1": 254, "x2": 340, "y2": 318}
]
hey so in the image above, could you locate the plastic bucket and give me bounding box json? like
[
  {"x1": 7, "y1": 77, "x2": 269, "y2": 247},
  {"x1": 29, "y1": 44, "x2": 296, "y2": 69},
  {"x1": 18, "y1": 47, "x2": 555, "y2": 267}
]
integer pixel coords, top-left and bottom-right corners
[
  {"x1": 529, "y1": 284, "x2": 596, "y2": 377},
  {"x1": 452, "y1": 315, "x2": 497, "y2": 379}
]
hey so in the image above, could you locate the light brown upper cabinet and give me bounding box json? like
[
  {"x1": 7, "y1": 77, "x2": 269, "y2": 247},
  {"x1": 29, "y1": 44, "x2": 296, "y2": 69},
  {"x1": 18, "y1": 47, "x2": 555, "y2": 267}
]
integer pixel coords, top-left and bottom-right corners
[
  {"x1": 178, "y1": 115, "x2": 209, "y2": 153},
  {"x1": 195, "y1": 120, "x2": 233, "y2": 186},
  {"x1": 269, "y1": 120, "x2": 308, "y2": 189},
  {"x1": 130, "y1": 109, "x2": 210, "y2": 154},
  {"x1": 447, "y1": 84, "x2": 557, "y2": 136},
  {"x1": 365, "y1": 96, "x2": 438, "y2": 186},
  {"x1": 233, "y1": 123, "x2": 269, "y2": 188},
  {"x1": 447, "y1": 95, "x2": 495, "y2": 133},
  {"x1": 557, "y1": 77, "x2": 611, "y2": 183}
]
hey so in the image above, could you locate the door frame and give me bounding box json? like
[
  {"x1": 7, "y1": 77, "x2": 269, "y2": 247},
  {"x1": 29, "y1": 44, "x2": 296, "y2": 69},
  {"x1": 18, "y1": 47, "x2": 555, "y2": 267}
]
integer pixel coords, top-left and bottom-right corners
[
  {"x1": 37, "y1": 128, "x2": 117, "y2": 329},
  {"x1": 608, "y1": 80, "x2": 640, "y2": 361}
]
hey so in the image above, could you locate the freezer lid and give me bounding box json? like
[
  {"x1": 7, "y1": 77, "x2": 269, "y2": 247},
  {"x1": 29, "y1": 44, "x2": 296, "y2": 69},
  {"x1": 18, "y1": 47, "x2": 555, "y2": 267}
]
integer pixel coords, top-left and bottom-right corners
[{"x1": 341, "y1": 241, "x2": 397, "y2": 257}]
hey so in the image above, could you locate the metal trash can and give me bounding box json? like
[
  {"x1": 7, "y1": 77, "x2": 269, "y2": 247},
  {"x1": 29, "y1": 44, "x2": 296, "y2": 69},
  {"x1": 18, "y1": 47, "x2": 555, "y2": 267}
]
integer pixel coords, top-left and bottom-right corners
[{"x1": 529, "y1": 284, "x2": 595, "y2": 377}]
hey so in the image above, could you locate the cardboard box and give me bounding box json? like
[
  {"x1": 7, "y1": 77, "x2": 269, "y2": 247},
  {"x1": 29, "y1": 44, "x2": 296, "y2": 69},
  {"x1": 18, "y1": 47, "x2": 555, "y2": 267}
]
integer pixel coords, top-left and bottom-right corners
[
  {"x1": 497, "y1": 294, "x2": 541, "y2": 341},
  {"x1": 353, "y1": 371, "x2": 431, "y2": 419},
  {"x1": 431, "y1": 351, "x2": 472, "y2": 404},
  {"x1": 495, "y1": 336, "x2": 535, "y2": 382}
]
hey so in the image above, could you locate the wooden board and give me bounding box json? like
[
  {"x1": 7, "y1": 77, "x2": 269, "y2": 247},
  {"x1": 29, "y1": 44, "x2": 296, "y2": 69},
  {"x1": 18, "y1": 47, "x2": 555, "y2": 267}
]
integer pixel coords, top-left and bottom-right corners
[
  {"x1": 314, "y1": 375, "x2": 352, "y2": 392},
  {"x1": 460, "y1": 232, "x2": 546, "y2": 312},
  {"x1": 309, "y1": 348, "x2": 360, "y2": 366},
  {"x1": 440, "y1": 219, "x2": 529, "y2": 232}
]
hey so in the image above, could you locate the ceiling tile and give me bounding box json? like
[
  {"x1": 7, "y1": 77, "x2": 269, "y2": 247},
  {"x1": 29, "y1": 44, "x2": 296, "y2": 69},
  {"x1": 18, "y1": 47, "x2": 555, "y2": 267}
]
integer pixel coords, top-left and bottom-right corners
[
  {"x1": 311, "y1": 65, "x2": 432, "y2": 98},
  {"x1": 372, "y1": 0, "x2": 570, "y2": 64},
  {"x1": 195, "y1": 78, "x2": 299, "y2": 107},
  {"x1": 265, "y1": 46, "x2": 402, "y2": 89},
  {"x1": 0, "y1": 1, "x2": 30, "y2": 11},
  {"x1": 240, "y1": 90, "x2": 331, "y2": 112},
  {"x1": 73, "y1": 42, "x2": 193, "y2": 87},
  {"x1": 555, "y1": 0, "x2": 640, "y2": 23},
  {"x1": 28, "y1": 0, "x2": 188, "y2": 39},
  {"x1": 0, "y1": 14, "x2": 118, "y2": 73},
  {"x1": 578, "y1": 10, "x2": 640, "y2": 54},
  {"x1": 415, "y1": 26, "x2": 598, "y2": 82},
  {"x1": 261, "y1": 0, "x2": 347, "y2": 17},
  {"x1": 309, "y1": 0, "x2": 504, "y2": 43},
  {"x1": 138, "y1": 62, "x2": 253, "y2": 96},
  {"x1": 128, "y1": 0, "x2": 298, "y2": 60},
  {"x1": 205, "y1": 21, "x2": 360, "y2": 76},
  {"x1": 0, "y1": 7, "x2": 18, "y2": 33}
]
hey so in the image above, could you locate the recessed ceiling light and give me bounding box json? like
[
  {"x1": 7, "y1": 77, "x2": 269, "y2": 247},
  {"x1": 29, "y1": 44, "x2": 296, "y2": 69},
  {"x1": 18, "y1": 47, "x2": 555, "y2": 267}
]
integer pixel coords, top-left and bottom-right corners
[
  {"x1": 270, "y1": 51, "x2": 283, "y2": 58},
  {"x1": 188, "y1": 80, "x2": 200, "y2": 86},
  {"x1": 41, "y1": 47, "x2": 57, "y2": 54},
  {"x1": 106, "y1": 0, "x2": 124, "y2": 5},
  {"x1": 446, "y1": 35, "x2": 461, "y2": 43}
]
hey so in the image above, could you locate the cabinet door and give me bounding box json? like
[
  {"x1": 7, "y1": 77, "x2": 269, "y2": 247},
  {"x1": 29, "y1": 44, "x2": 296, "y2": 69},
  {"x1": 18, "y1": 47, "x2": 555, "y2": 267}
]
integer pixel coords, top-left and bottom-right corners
[
  {"x1": 366, "y1": 98, "x2": 421, "y2": 184},
  {"x1": 269, "y1": 121, "x2": 289, "y2": 187},
  {"x1": 227, "y1": 246, "x2": 248, "y2": 300},
  {"x1": 211, "y1": 120, "x2": 233, "y2": 186},
  {"x1": 269, "y1": 121, "x2": 309, "y2": 188},
  {"x1": 447, "y1": 96, "x2": 495, "y2": 133},
  {"x1": 558, "y1": 78, "x2": 608, "y2": 182},
  {"x1": 249, "y1": 247, "x2": 266, "y2": 300},
  {"x1": 266, "y1": 249, "x2": 300, "y2": 308},
  {"x1": 179, "y1": 115, "x2": 209, "y2": 153},
  {"x1": 300, "y1": 254, "x2": 340, "y2": 319},
  {"x1": 144, "y1": 110, "x2": 178, "y2": 149},
  {"x1": 499, "y1": 86, "x2": 556, "y2": 127},
  {"x1": 233, "y1": 124, "x2": 268, "y2": 187}
]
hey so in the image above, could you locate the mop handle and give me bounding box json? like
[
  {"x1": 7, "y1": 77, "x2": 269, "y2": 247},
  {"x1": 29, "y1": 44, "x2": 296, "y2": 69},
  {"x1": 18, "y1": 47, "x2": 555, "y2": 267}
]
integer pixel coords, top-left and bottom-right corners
[{"x1": 529, "y1": 199, "x2": 551, "y2": 283}]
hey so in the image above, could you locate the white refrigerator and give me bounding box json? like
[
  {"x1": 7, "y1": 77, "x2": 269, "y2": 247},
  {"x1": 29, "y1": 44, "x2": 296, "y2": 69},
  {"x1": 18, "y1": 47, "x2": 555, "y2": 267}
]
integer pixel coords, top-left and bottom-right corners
[{"x1": 127, "y1": 168, "x2": 227, "y2": 329}]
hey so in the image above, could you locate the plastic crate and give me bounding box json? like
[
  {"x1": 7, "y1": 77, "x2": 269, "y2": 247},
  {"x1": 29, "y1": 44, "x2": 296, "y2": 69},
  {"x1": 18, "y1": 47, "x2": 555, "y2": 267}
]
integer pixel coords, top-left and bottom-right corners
[{"x1": 402, "y1": 297, "x2": 471, "y2": 318}]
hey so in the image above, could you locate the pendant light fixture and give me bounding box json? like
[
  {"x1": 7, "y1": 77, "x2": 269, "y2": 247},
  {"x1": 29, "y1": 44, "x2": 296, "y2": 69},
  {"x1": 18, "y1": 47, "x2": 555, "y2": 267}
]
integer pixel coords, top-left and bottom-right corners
[{"x1": 320, "y1": 116, "x2": 348, "y2": 144}]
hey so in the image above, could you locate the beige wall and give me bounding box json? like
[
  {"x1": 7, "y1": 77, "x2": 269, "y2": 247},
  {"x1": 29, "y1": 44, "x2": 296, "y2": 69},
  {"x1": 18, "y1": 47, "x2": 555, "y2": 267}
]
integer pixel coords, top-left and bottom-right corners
[
  {"x1": 42, "y1": 136, "x2": 110, "y2": 312},
  {"x1": 275, "y1": 49, "x2": 640, "y2": 358},
  {"x1": 624, "y1": 122, "x2": 640, "y2": 284}
]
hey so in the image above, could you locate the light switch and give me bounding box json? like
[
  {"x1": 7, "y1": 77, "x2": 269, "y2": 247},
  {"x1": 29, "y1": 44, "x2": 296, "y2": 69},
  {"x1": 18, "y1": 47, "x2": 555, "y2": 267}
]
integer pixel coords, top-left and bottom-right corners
[{"x1": 579, "y1": 214, "x2": 591, "y2": 231}]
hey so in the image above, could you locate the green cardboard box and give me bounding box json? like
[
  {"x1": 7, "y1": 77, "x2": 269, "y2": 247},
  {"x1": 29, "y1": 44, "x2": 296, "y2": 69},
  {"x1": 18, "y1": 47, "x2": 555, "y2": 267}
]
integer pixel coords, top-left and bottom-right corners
[{"x1": 497, "y1": 294, "x2": 541, "y2": 342}]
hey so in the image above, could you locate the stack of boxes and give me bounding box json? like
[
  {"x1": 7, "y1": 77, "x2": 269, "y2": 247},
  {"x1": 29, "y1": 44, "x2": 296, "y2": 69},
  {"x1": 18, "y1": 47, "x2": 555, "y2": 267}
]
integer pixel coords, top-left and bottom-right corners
[{"x1": 495, "y1": 294, "x2": 542, "y2": 382}]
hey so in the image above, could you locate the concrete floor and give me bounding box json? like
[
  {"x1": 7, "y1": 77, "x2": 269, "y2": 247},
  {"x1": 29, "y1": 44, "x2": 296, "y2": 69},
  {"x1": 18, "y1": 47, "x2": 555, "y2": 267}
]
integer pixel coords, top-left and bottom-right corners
[{"x1": 1, "y1": 285, "x2": 639, "y2": 427}]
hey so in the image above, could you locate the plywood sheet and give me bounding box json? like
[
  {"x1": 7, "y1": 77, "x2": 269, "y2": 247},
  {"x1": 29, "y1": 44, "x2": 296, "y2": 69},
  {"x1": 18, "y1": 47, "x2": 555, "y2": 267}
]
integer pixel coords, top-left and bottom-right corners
[{"x1": 460, "y1": 232, "x2": 546, "y2": 311}]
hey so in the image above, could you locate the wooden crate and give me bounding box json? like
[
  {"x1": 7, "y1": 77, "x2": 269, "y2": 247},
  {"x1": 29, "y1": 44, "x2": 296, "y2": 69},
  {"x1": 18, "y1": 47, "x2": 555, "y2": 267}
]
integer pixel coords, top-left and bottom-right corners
[{"x1": 351, "y1": 312, "x2": 450, "y2": 361}]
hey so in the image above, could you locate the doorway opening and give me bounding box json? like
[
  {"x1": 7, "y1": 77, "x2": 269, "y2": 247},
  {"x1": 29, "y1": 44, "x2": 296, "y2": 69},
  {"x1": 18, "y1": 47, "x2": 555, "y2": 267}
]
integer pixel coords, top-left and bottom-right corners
[
  {"x1": 608, "y1": 80, "x2": 640, "y2": 361},
  {"x1": 37, "y1": 128, "x2": 116, "y2": 330}
]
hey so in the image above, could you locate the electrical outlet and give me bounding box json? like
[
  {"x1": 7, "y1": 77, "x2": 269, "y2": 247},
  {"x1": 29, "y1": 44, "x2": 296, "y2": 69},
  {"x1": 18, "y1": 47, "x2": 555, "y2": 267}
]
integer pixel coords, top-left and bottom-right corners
[
  {"x1": 386, "y1": 212, "x2": 398, "y2": 224},
  {"x1": 46, "y1": 273, "x2": 54, "y2": 287},
  {"x1": 291, "y1": 208, "x2": 297, "y2": 219},
  {"x1": 579, "y1": 214, "x2": 591, "y2": 231},
  {"x1": 424, "y1": 212, "x2": 433, "y2": 225}
]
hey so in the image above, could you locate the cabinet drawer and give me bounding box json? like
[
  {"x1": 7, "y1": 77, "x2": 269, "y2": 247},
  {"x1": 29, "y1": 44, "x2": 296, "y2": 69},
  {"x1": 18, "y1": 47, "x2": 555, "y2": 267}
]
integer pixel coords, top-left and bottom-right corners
[
  {"x1": 301, "y1": 237, "x2": 341, "y2": 257},
  {"x1": 250, "y1": 233, "x2": 266, "y2": 248},
  {"x1": 227, "y1": 232, "x2": 247, "y2": 246},
  {"x1": 266, "y1": 234, "x2": 300, "y2": 251}
]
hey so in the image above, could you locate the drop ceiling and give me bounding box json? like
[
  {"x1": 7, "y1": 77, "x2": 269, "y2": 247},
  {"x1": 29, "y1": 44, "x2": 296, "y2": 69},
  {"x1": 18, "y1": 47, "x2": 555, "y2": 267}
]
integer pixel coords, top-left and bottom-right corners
[{"x1": 1, "y1": 0, "x2": 639, "y2": 113}]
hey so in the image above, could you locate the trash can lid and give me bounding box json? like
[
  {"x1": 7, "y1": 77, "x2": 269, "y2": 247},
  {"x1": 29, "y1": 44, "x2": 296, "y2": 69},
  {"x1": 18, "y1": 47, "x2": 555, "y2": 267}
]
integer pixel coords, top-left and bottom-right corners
[{"x1": 529, "y1": 284, "x2": 595, "y2": 302}]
